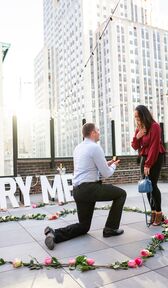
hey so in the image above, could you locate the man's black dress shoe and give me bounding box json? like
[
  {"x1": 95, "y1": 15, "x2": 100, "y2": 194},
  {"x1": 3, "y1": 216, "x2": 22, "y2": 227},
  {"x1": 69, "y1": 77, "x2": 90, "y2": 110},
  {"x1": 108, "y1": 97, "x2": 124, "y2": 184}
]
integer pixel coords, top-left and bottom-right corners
[
  {"x1": 44, "y1": 226, "x2": 55, "y2": 250},
  {"x1": 103, "y1": 228, "x2": 124, "y2": 237},
  {"x1": 44, "y1": 226, "x2": 55, "y2": 236},
  {"x1": 45, "y1": 233, "x2": 55, "y2": 250}
]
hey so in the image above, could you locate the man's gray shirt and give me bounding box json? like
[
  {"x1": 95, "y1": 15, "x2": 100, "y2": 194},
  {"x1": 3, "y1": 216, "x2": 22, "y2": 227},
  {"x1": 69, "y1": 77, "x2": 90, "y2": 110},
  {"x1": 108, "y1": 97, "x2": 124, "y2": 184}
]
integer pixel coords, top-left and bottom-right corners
[{"x1": 73, "y1": 138, "x2": 116, "y2": 187}]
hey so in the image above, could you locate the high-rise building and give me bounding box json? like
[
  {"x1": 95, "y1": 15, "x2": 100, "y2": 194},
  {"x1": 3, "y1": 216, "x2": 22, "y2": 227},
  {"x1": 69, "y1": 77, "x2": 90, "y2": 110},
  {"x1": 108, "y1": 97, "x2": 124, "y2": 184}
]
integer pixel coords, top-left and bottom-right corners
[
  {"x1": 0, "y1": 42, "x2": 10, "y2": 176},
  {"x1": 34, "y1": 47, "x2": 51, "y2": 157},
  {"x1": 96, "y1": 17, "x2": 168, "y2": 155},
  {"x1": 35, "y1": 0, "x2": 168, "y2": 156}
]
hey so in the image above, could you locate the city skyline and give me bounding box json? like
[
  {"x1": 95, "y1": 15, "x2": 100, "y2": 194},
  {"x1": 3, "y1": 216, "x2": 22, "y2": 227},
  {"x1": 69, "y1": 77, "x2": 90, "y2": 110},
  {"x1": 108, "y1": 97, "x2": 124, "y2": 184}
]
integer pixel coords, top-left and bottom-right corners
[
  {"x1": 0, "y1": 0, "x2": 168, "y2": 175},
  {"x1": 33, "y1": 0, "x2": 168, "y2": 157},
  {"x1": 0, "y1": 0, "x2": 168, "y2": 114}
]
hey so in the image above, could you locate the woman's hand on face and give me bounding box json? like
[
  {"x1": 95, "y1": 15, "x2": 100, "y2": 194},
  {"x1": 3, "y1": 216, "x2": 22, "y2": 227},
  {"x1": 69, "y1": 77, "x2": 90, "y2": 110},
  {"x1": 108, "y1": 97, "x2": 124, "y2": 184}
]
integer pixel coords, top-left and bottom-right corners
[
  {"x1": 144, "y1": 167, "x2": 150, "y2": 176},
  {"x1": 136, "y1": 128, "x2": 146, "y2": 139}
]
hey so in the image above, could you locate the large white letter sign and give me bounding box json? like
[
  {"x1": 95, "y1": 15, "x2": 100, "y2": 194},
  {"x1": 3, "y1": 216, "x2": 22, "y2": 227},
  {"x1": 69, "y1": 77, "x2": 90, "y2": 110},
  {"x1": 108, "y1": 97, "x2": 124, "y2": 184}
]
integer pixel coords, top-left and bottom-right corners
[
  {"x1": 15, "y1": 176, "x2": 32, "y2": 207},
  {"x1": 0, "y1": 178, "x2": 19, "y2": 209},
  {"x1": 61, "y1": 174, "x2": 74, "y2": 202},
  {"x1": 41, "y1": 175, "x2": 65, "y2": 204}
]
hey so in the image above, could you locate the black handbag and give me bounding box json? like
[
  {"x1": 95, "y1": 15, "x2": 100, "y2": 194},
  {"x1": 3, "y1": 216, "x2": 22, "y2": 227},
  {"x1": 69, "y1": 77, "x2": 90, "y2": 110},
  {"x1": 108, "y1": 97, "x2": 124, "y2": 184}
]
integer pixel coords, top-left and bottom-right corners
[{"x1": 138, "y1": 177, "x2": 153, "y2": 227}]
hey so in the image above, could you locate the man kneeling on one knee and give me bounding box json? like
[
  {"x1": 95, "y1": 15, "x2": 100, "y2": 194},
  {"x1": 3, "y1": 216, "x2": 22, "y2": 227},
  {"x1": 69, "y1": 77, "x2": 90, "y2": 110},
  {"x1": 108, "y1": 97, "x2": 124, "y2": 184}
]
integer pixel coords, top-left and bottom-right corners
[{"x1": 44, "y1": 123, "x2": 127, "y2": 250}]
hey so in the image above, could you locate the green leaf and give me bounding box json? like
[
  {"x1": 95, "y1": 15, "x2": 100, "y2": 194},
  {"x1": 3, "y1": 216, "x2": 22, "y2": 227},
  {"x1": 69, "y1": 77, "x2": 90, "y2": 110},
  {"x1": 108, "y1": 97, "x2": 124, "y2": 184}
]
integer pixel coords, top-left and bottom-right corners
[
  {"x1": 29, "y1": 265, "x2": 42, "y2": 270},
  {"x1": 22, "y1": 262, "x2": 31, "y2": 267},
  {"x1": 159, "y1": 245, "x2": 164, "y2": 251},
  {"x1": 111, "y1": 261, "x2": 128, "y2": 270},
  {"x1": 0, "y1": 258, "x2": 5, "y2": 265},
  {"x1": 76, "y1": 264, "x2": 83, "y2": 271},
  {"x1": 52, "y1": 257, "x2": 60, "y2": 266},
  {"x1": 69, "y1": 266, "x2": 76, "y2": 270},
  {"x1": 81, "y1": 265, "x2": 95, "y2": 272},
  {"x1": 76, "y1": 264, "x2": 95, "y2": 272},
  {"x1": 111, "y1": 261, "x2": 121, "y2": 269},
  {"x1": 75, "y1": 255, "x2": 87, "y2": 265},
  {"x1": 29, "y1": 260, "x2": 34, "y2": 265},
  {"x1": 113, "y1": 264, "x2": 120, "y2": 269}
]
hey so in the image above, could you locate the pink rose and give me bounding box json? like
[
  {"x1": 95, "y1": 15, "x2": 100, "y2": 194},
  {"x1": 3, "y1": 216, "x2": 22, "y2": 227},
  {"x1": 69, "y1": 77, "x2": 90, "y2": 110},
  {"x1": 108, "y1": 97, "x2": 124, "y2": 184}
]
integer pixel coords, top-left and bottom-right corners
[
  {"x1": 140, "y1": 249, "x2": 151, "y2": 257},
  {"x1": 128, "y1": 260, "x2": 137, "y2": 268},
  {"x1": 86, "y1": 258, "x2": 95, "y2": 266},
  {"x1": 53, "y1": 212, "x2": 60, "y2": 219},
  {"x1": 48, "y1": 214, "x2": 58, "y2": 220},
  {"x1": 44, "y1": 256, "x2": 52, "y2": 265},
  {"x1": 134, "y1": 257, "x2": 143, "y2": 266},
  {"x1": 68, "y1": 258, "x2": 76, "y2": 265},
  {"x1": 164, "y1": 219, "x2": 168, "y2": 224},
  {"x1": 48, "y1": 212, "x2": 60, "y2": 220},
  {"x1": 32, "y1": 204, "x2": 37, "y2": 208},
  {"x1": 153, "y1": 233, "x2": 165, "y2": 241},
  {"x1": 51, "y1": 215, "x2": 58, "y2": 220},
  {"x1": 12, "y1": 258, "x2": 22, "y2": 268}
]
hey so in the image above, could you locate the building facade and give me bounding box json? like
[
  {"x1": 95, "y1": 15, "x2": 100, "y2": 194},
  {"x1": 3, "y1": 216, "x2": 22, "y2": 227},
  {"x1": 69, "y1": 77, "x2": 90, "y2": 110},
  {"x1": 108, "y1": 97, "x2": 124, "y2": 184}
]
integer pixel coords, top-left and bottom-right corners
[
  {"x1": 34, "y1": 0, "x2": 168, "y2": 157},
  {"x1": 96, "y1": 17, "x2": 168, "y2": 155},
  {"x1": 34, "y1": 47, "x2": 51, "y2": 157}
]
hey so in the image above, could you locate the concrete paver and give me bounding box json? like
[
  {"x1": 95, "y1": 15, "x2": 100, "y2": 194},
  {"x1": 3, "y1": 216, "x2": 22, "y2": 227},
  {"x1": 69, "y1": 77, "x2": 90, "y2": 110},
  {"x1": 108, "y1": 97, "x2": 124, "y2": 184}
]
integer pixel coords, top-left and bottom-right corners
[{"x1": 0, "y1": 182, "x2": 167, "y2": 288}]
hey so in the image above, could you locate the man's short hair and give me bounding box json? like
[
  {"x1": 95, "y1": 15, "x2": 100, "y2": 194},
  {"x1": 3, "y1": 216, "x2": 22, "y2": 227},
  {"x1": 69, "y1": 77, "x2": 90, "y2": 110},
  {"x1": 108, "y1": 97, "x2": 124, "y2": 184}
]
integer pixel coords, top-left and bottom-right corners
[{"x1": 82, "y1": 123, "x2": 95, "y2": 138}]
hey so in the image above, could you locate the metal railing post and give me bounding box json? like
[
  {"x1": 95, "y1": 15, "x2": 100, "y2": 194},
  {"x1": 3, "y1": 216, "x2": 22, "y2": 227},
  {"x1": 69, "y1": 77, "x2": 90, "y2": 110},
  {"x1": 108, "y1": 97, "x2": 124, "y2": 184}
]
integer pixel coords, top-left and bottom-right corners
[
  {"x1": 50, "y1": 117, "x2": 55, "y2": 168},
  {"x1": 12, "y1": 115, "x2": 18, "y2": 177},
  {"x1": 111, "y1": 120, "x2": 116, "y2": 156}
]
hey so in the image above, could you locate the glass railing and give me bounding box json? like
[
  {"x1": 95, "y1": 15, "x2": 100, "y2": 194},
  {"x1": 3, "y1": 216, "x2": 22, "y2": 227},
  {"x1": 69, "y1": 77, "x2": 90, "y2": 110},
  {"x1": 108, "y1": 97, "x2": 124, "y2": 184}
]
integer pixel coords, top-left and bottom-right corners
[{"x1": 0, "y1": 105, "x2": 167, "y2": 177}]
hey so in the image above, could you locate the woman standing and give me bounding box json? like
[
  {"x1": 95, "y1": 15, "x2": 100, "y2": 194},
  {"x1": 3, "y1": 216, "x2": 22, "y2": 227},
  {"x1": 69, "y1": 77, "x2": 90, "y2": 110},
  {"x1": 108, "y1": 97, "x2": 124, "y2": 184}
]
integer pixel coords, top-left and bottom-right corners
[{"x1": 131, "y1": 105, "x2": 165, "y2": 225}]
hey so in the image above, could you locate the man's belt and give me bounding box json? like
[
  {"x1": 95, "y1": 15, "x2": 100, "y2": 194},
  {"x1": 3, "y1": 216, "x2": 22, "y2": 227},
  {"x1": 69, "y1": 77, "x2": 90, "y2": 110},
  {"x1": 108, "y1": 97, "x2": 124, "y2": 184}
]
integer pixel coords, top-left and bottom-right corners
[{"x1": 73, "y1": 180, "x2": 102, "y2": 189}]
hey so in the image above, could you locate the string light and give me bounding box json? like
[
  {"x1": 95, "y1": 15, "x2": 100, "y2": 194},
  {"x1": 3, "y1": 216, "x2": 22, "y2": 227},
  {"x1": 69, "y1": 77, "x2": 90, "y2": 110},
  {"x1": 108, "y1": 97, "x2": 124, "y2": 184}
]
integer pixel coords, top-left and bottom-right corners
[{"x1": 62, "y1": 0, "x2": 121, "y2": 104}]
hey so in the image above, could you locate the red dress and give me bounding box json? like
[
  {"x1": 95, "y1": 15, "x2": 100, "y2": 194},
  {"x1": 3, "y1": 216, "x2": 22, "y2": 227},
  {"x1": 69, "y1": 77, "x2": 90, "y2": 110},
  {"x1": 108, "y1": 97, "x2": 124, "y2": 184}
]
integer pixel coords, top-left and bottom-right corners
[{"x1": 131, "y1": 121, "x2": 165, "y2": 168}]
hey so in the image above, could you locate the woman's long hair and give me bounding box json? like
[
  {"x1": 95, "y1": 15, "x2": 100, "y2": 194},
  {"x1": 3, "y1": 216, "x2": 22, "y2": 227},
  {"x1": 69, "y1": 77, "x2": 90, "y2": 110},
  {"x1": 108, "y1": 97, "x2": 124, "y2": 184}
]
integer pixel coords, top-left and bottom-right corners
[{"x1": 135, "y1": 105, "x2": 154, "y2": 134}]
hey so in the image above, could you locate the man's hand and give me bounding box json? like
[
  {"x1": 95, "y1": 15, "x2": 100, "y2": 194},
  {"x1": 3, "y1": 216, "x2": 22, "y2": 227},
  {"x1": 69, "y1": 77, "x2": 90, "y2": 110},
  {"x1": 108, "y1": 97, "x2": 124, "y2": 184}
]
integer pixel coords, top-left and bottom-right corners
[
  {"x1": 107, "y1": 160, "x2": 114, "y2": 166},
  {"x1": 136, "y1": 128, "x2": 146, "y2": 139},
  {"x1": 113, "y1": 160, "x2": 120, "y2": 166},
  {"x1": 107, "y1": 159, "x2": 120, "y2": 166},
  {"x1": 144, "y1": 167, "x2": 150, "y2": 176}
]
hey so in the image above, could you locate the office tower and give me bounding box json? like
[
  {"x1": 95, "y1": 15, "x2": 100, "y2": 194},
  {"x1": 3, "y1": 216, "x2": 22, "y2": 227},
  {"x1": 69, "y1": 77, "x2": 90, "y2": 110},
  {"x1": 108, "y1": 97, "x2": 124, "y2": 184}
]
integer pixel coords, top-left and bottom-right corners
[
  {"x1": 96, "y1": 18, "x2": 168, "y2": 154},
  {"x1": 34, "y1": 47, "x2": 51, "y2": 157},
  {"x1": 35, "y1": 0, "x2": 168, "y2": 156}
]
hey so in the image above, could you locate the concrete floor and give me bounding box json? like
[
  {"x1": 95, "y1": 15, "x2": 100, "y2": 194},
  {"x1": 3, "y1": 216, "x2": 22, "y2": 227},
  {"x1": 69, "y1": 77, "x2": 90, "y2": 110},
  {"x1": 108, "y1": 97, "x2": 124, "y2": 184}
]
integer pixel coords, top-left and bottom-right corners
[{"x1": 0, "y1": 182, "x2": 168, "y2": 288}]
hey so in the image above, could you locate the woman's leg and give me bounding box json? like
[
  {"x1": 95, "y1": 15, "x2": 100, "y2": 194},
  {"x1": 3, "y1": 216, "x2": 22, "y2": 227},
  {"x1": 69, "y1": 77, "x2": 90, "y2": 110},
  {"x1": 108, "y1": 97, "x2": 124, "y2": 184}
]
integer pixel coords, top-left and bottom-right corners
[
  {"x1": 149, "y1": 153, "x2": 164, "y2": 213},
  {"x1": 140, "y1": 154, "x2": 164, "y2": 213},
  {"x1": 140, "y1": 156, "x2": 155, "y2": 211}
]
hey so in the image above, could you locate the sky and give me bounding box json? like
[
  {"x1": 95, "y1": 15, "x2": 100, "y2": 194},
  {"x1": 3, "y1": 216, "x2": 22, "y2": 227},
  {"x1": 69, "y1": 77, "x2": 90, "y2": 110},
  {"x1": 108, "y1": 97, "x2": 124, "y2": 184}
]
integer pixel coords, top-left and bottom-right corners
[
  {"x1": 152, "y1": 0, "x2": 168, "y2": 29},
  {"x1": 0, "y1": 0, "x2": 168, "y2": 113},
  {"x1": 0, "y1": 0, "x2": 43, "y2": 112}
]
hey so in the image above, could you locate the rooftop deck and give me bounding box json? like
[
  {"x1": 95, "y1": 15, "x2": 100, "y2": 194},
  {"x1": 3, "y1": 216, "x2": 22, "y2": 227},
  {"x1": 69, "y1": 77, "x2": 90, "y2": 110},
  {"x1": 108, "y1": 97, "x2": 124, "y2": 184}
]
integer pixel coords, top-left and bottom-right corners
[{"x1": 0, "y1": 182, "x2": 168, "y2": 288}]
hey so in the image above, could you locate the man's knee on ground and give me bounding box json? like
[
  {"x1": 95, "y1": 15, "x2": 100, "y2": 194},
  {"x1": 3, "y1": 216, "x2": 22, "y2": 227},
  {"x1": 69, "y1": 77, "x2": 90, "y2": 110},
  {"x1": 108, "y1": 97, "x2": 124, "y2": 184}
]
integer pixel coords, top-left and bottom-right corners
[{"x1": 80, "y1": 223, "x2": 90, "y2": 234}]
